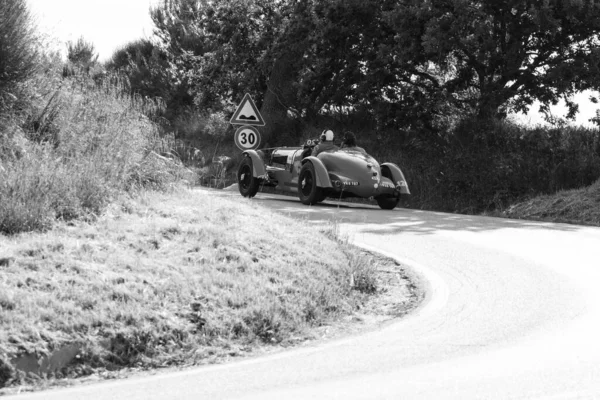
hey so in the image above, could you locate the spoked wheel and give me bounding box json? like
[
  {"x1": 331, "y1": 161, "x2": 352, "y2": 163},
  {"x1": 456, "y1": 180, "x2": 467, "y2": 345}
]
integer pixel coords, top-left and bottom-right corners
[
  {"x1": 298, "y1": 162, "x2": 323, "y2": 205},
  {"x1": 237, "y1": 157, "x2": 260, "y2": 198}
]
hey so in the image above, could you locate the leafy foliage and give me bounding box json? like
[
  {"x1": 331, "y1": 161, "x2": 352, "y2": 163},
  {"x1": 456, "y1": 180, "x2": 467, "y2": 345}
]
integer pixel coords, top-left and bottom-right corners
[
  {"x1": 106, "y1": 39, "x2": 192, "y2": 119},
  {"x1": 0, "y1": 0, "x2": 38, "y2": 102},
  {"x1": 67, "y1": 37, "x2": 98, "y2": 66},
  {"x1": 150, "y1": 0, "x2": 600, "y2": 131},
  {"x1": 0, "y1": 60, "x2": 190, "y2": 234},
  {"x1": 388, "y1": 0, "x2": 600, "y2": 119},
  {"x1": 367, "y1": 120, "x2": 600, "y2": 213}
]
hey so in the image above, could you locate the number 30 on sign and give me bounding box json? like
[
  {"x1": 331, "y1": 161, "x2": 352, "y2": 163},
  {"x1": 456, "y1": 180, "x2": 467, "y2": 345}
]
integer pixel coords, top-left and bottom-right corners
[{"x1": 234, "y1": 125, "x2": 261, "y2": 151}]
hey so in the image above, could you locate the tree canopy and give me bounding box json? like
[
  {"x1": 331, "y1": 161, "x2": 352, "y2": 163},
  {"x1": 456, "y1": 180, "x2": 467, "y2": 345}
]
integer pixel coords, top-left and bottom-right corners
[
  {"x1": 391, "y1": 0, "x2": 600, "y2": 119},
  {"x1": 149, "y1": 0, "x2": 600, "y2": 138}
]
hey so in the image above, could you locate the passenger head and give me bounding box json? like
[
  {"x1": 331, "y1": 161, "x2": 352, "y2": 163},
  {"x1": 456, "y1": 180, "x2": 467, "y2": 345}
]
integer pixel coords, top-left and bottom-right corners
[
  {"x1": 320, "y1": 129, "x2": 334, "y2": 142},
  {"x1": 342, "y1": 131, "x2": 357, "y2": 147}
]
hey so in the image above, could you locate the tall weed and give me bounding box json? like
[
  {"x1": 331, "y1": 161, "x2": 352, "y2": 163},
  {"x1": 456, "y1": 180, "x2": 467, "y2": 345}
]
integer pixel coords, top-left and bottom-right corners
[{"x1": 0, "y1": 64, "x2": 190, "y2": 234}]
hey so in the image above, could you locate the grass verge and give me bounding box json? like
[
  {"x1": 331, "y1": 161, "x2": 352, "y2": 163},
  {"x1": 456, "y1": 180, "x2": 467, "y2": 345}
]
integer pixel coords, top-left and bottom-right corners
[
  {"x1": 0, "y1": 188, "x2": 418, "y2": 390},
  {"x1": 503, "y1": 179, "x2": 600, "y2": 226}
]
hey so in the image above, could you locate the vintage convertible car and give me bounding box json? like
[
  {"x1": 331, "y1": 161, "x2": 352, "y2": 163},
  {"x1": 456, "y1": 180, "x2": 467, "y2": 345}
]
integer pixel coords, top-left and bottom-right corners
[{"x1": 236, "y1": 139, "x2": 410, "y2": 209}]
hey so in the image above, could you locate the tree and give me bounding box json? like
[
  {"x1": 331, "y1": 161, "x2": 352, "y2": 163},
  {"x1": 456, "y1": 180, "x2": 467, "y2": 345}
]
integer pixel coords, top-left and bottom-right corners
[
  {"x1": 150, "y1": 0, "x2": 447, "y2": 143},
  {"x1": 151, "y1": 0, "x2": 308, "y2": 143},
  {"x1": 0, "y1": 0, "x2": 38, "y2": 99},
  {"x1": 64, "y1": 37, "x2": 99, "y2": 76},
  {"x1": 387, "y1": 0, "x2": 600, "y2": 119},
  {"x1": 106, "y1": 39, "x2": 192, "y2": 119},
  {"x1": 294, "y1": 0, "x2": 448, "y2": 131},
  {"x1": 150, "y1": 0, "x2": 600, "y2": 139}
]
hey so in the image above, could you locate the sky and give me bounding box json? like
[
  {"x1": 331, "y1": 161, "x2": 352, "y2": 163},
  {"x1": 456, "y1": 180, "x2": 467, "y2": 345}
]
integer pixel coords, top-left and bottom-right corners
[
  {"x1": 26, "y1": 0, "x2": 599, "y2": 127},
  {"x1": 28, "y1": 0, "x2": 159, "y2": 62}
]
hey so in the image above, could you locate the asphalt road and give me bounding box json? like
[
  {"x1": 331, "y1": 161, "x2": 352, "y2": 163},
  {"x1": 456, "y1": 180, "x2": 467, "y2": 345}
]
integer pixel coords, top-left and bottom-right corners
[{"x1": 12, "y1": 191, "x2": 600, "y2": 399}]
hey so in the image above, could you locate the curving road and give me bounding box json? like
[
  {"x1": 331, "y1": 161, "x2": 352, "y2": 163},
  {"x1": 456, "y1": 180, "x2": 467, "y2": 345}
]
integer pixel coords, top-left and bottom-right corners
[{"x1": 13, "y1": 191, "x2": 600, "y2": 399}]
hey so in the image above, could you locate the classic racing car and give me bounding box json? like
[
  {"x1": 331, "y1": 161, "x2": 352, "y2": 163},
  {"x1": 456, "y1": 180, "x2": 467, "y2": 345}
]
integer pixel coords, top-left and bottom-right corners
[{"x1": 236, "y1": 138, "x2": 410, "y2": 209}]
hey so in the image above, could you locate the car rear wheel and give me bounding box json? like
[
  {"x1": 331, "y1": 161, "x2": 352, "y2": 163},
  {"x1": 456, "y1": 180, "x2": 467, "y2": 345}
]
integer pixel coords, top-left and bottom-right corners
[
  {"x1": 298, "y1": 162, "x2": 323, "y2": 205},
  {"x1": 377, "y1": 167, "x2": 400, "y2": 210},
  {"x1": 237, "y1": 157, "x2": 260, "y2": 198}
]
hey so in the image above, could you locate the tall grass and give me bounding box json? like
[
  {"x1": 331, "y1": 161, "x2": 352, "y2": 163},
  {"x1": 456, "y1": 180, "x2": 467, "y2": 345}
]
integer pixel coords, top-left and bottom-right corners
[
  {"x1": 0, "y1": 64, "x2": 190, "y2": 234},
  {"x1": 168, "y1": 108, "x2": 241, "y2": 188}
]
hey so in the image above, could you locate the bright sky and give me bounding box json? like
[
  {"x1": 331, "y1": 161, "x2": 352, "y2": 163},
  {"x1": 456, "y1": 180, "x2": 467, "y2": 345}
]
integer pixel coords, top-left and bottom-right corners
[
  {"x1": 26, "y1": 0, "x2": 599, "y2": 127},
  {"x1": 28, "y1": 0, "x2": 160, "y2": 62},
  {"x1": 511, "y1": 91, "x2": 599, "y2": 128}
]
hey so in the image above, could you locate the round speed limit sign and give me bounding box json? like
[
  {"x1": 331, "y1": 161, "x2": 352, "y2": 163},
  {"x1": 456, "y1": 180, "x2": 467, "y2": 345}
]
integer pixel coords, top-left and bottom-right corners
[{"x1": 234, "y1": 125, "x2": 261, "y2": 151}]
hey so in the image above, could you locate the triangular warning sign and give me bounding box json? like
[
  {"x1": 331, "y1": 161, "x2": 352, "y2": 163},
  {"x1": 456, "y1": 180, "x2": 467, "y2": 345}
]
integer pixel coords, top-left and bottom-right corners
[{"x1": 230, "y1": 94, "x2": 265, "y2": 126}]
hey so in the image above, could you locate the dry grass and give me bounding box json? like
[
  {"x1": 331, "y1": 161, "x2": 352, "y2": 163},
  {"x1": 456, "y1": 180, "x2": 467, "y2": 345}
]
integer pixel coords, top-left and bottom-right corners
[
  {"x1": 504, "y1": 179, "x2": 600, "y2": 226},
  {"x1": 0, "y1": 66, "x2": 191, "y2": 234},
  {"x1": 0, "y1": 189, "x2": 375, "y2": 386}
]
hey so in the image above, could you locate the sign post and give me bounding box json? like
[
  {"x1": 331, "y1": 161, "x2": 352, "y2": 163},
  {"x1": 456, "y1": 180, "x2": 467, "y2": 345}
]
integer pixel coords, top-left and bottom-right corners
[{"x1": 230, "y1": 94, "x2": 265, "y2": 151}]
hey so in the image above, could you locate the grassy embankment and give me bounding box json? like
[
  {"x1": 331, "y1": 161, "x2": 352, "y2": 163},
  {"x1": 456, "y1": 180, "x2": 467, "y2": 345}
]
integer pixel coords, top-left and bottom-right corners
[
  {"x1": 0, "y1": 189, "x2": 388, "y2": 389},
  {"x1": 503, "y1": 178, "x2": 600, "y2": 226},
  {"x1": 0, "y1": 58, "x2": 400, "y2": 388}
]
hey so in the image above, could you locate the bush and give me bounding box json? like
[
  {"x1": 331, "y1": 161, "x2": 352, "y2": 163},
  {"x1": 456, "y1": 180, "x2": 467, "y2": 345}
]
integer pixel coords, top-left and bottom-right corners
[
  {"x1": 365, "y1": 118, "x2": 600, "y2": 213},
  {"x1": 0, "y1": 61, "x2": 193, "y2": 234},
  {"x1": 105, "y1": 39, "x2": 194, "y2": 121},
  {"x1": 0, "y1": 0, "x2": 38, "y2": 100},
  {"x1": 0, "y1": 356, "x2": 13, "y2": 388}
]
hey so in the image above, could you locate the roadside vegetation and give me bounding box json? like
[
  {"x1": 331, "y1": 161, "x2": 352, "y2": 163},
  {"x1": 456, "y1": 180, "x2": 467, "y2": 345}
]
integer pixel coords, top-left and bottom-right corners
[
  {"x1": 2, "y1": 0, "x2": 600, "y2": 389},
  {"x1": 0, "y1": 0, "x2": 401, "y2": 389},
  {"x1": 0, "y1": 1, "x2": 190, "y2": 236},
  {"x1": 0, "y1": 190, "x2": 385, "y2": 388},
  {"x1": 504, "y1": 179, "x2": 600, "y2": 226},
  {"x1": 103, "y1": 0, "x2": 600, "y2": 225}
]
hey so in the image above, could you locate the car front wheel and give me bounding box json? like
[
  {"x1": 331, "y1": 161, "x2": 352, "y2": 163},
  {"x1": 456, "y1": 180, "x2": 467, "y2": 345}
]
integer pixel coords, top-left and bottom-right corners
[
  {"x1": 376, "y1": 195, "x2": 399, "y2": 210},
  {"x1": 298, "y1": 162, "x2": 323, "y2": 205},
  {"x1": 237, "y1": 157, "x2": 260, "y2": 198}
]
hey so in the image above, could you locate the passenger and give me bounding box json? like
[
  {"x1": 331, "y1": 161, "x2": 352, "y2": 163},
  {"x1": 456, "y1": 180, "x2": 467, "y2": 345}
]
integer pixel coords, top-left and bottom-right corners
[
  {"x1": 311, "y1": 129, "x2": 338, "y2": 156},
  {"x1": 341, "y1": 131, "x2": 366, "y2": 154}
]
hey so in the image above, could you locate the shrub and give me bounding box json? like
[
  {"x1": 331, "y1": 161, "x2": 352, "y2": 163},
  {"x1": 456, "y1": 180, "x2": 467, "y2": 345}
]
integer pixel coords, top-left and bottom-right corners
[
  {"x1": 105, "y1": 39, "x2": 194, "y2": 121},
  {"x1": 0, "y1": 61, "x2": 192, "y2": 234},
  {"x1": 0, "y1": 0, "x2": 38, "y2": 100},
  {"x1": 0, "y1": 356, "x2": 13, "y2": 388},
  {"x1": 364, "y1": 118, "x2": 600, "y2": 213}
]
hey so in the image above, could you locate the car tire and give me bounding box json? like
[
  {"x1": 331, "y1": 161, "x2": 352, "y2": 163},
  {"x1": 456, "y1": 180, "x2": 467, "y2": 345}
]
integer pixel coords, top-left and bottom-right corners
[
  {"x1": 298, "y1": 162, "x2": 323, "y2": 205},
  {"x1": 237, "y1": 157, "x2": 260, "y2": 198},
  {"x1": 377, "y1": 166, "x2": 400, "y2": 210},
  {"x1": 316, "y1": 192, "x2": 327, "y2": 203},
  {"x1": 376, "y1": 195, "x2": 399, "y2": 210}
]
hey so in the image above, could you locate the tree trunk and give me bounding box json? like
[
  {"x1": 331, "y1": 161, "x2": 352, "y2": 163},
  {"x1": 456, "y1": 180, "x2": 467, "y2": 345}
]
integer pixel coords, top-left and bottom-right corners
[
  {"x1": 259, "y1": 53, "x2": 301, "y2": 147},
  {"x1": 477, "y1": 84, "x2": 508, "y2": 120}
]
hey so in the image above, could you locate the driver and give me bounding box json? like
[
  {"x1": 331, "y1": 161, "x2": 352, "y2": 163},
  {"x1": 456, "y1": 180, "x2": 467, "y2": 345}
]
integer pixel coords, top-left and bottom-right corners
[{"x1": 311, "y1": 129, "x2": 338, "y2": 156}]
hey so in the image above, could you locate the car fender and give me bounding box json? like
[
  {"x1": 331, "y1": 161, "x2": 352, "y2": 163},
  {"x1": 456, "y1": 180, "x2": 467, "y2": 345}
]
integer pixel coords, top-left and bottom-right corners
[
  {"x1": 302, "y1": 157, "x2": 333, "y2": 188},
  {"x1": 242, "y1": 150, "x2": 266, "y2": 178},
  {"x1": 381, "y1": 163, "x2": 411, "y2": 195}
]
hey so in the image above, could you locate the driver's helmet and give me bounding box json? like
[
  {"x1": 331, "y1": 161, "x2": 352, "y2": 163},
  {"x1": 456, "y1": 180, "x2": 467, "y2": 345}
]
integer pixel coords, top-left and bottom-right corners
[{"x1": 320, "y1": 129, "x2": 334, "y2": 142}]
